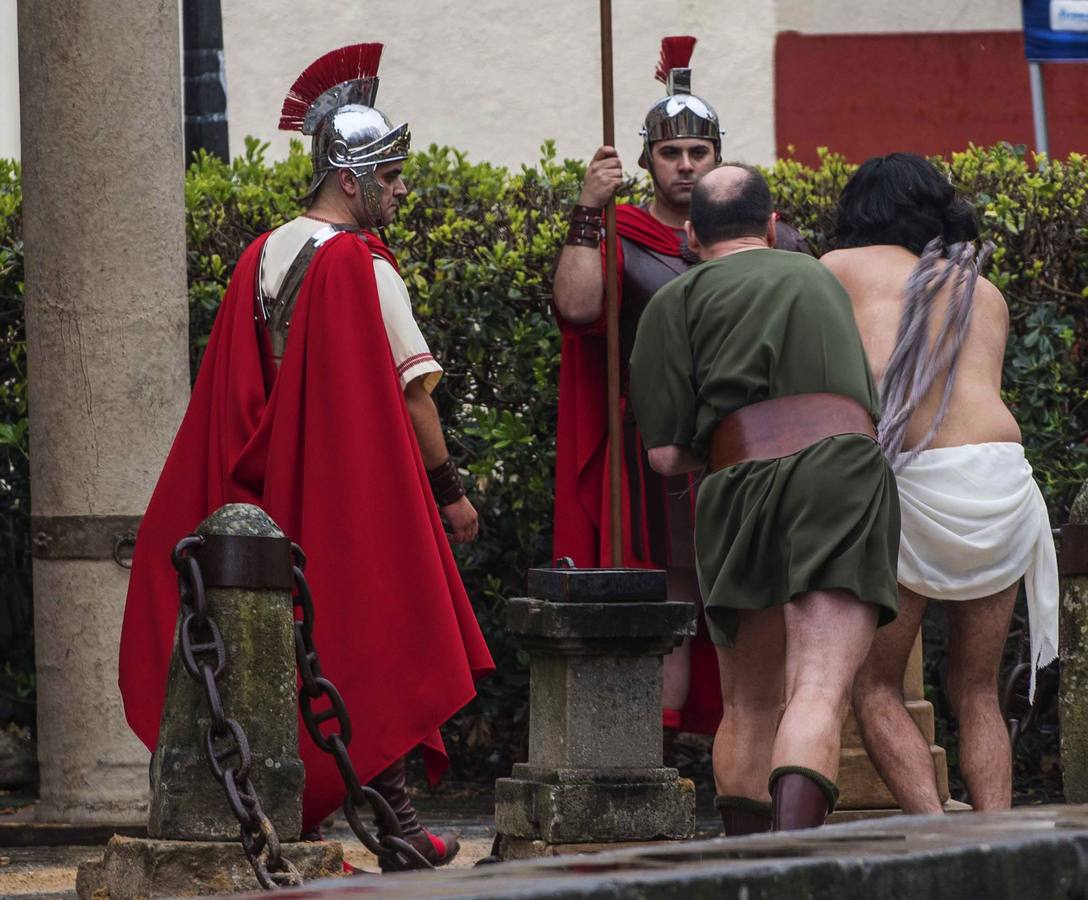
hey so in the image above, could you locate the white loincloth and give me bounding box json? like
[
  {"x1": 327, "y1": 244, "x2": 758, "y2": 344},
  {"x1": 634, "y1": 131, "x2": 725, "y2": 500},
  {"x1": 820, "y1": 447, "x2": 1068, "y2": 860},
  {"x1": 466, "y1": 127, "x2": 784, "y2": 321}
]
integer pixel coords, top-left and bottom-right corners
[{"x1": 895, "y1": 442, "x2": 1058, "y2": 702}]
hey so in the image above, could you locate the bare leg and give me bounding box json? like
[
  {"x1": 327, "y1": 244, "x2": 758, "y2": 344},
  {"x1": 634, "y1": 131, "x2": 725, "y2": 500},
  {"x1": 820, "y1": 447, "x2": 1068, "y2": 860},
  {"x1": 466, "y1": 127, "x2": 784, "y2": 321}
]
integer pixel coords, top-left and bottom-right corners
[
  {"x1": 662, "y1": 567, "x2": 700, "y2": 711},
  {"x1": 945, "y1": 582, "x2": 1019, "y2": 810},
  {"x1": 772, "y1": 589, "x2": 878, "y2": 781},
  {"x1": 712, "y1": 606, "x2": 785, "y2": 801},
  {"x1": 851, "y1": 586, "x2": 942, "y2": 814}
]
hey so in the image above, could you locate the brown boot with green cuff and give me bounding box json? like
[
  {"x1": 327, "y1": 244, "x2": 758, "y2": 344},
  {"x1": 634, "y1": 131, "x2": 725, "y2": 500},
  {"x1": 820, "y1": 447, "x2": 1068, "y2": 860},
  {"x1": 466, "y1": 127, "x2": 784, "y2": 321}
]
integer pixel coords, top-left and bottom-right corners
[
  {"x1": 714, "y1": 795, "x2": 773, "y2": 836},
  {"x1": 769, "y1": 766, "x2": 839, "y2": 832}
]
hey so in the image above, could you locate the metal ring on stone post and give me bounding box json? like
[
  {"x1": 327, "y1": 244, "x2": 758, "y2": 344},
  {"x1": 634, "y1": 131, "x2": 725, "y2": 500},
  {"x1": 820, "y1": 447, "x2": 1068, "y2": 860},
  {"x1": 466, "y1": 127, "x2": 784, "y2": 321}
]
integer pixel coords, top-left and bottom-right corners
[{"x1": 31, "y1": 514, "x2": 144, "y2": 570}]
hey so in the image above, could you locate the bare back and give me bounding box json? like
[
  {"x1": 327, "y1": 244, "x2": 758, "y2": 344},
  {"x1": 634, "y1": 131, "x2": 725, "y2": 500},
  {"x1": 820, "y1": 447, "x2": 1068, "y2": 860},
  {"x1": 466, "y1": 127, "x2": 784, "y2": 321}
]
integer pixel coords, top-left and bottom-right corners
[{"x1": 822, "y1": 245, "x2": 1020, "y2": 450}]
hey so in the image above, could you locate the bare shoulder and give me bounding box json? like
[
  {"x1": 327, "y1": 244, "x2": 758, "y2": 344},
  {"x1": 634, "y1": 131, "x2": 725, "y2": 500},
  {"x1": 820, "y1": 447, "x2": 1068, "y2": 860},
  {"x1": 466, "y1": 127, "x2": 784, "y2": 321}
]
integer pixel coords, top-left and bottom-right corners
[
  {"x1": 972, "y1": 277, "x2": 1010, "y2": 323},
  {"x1": 818, "y1": 248, "x2": 848, "y2": 272},
  {"x1": 817, "y1": 247, "x2": 880, "y2": 281}
]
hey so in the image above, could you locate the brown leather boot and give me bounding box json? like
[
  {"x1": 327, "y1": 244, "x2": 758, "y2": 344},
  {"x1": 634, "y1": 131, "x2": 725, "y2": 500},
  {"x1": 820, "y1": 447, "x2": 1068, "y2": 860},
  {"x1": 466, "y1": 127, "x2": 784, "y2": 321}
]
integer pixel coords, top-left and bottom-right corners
[
  {"x1": 366, "y1": 757, "x2": 460, "y2": 870},
  {"x1": 769, "y1": 766, "x2": 839, "y2": 832},
  {"x1": 714, "y1": 795, "x2": 772, "y2": 836}
]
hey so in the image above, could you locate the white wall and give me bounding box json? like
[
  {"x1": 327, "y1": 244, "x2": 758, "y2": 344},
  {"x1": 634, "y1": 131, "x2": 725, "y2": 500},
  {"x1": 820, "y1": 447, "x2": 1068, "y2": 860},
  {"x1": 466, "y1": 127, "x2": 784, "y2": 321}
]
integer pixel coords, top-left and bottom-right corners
[
  {"x1": 0, "y1": 0, "x2": 1024, "y2": 167},
  {"x1": 221, "y1": 0, "x2": 776, "y2": 170},
  {"x1": 1, "y1": 0, "x2": 18, "y2": 161},
  {"x1": 777, "y1": 0, "x2": 1020, "y2": 34}
]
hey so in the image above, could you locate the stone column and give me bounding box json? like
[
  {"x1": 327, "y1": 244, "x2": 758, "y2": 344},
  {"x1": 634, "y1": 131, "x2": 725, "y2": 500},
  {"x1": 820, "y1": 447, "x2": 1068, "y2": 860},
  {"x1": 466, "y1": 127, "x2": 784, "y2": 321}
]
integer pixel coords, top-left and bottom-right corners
[
  {"x1": 17, "y1": 0, "x2": 190, "y2": 823},
  {"x1": 1060, "y1": 483, "x2": 1088, "y2": 802}
]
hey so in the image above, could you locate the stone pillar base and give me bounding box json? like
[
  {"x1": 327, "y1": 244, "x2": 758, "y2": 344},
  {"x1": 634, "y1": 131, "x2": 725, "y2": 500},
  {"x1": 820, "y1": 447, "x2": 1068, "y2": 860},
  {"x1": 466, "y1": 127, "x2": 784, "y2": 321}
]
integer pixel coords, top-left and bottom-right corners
[
  {"x1": 838, "y1": 741, "x2": 950, "y2": 810},
  {"x1": 495, "y1": 765, "x2": 695, "y2": 845},
  {"x1": 829, "y1": 798, "x2": 971, "y2": 824},
  {"x1": 34, "y1": 799, "x2": 148, "y2": 829},
  {"x1": 75, "y1": 835, "x2": 343, "y2": 898},
  {"x1": 498, "y1": 836, "x2": 685, "y2": 860},
  {"x1": 838, "y1": 693, "x2": 951, "y2": 810}
]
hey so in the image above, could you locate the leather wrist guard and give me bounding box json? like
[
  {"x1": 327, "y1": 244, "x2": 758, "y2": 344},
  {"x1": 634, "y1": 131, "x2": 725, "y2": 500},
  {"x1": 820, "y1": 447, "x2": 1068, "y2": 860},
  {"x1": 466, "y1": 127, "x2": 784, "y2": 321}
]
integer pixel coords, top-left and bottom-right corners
[
  {"x1": 427, "y1": 457, "x2": 466, "y2": 507},
  {"x1": 565, "y1": 204, "x2": 603, "y2": 248}
]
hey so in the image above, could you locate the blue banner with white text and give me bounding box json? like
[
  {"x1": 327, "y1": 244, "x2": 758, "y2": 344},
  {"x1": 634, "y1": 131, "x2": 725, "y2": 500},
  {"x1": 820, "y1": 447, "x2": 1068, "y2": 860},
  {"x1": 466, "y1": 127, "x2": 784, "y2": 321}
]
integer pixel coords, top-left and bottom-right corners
[{"x1": 1023, "y1": 0, "x2": 1088, "y2": 60}]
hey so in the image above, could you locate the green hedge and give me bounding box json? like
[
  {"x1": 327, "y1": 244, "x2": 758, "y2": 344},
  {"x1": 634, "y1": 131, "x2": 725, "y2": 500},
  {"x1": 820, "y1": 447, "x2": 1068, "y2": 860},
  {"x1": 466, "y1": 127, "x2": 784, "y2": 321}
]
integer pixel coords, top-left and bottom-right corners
[
  {"x1": 0, "y1": 158, "x2": 30, "y2": 725},
  {"x1": 1, "y1": 142, "x2": 1086, "y2": 779}
]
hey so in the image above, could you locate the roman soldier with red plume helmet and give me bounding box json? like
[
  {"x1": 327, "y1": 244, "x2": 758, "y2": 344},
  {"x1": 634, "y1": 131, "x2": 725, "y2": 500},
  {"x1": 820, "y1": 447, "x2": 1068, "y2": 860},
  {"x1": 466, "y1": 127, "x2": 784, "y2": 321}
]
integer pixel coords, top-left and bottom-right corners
[
  {"x1": 552, "y1": 36, "x2": 724, "y2": 750},
  {"x1": 119, "y1": 43, "x2": 493, "y2": 870}
]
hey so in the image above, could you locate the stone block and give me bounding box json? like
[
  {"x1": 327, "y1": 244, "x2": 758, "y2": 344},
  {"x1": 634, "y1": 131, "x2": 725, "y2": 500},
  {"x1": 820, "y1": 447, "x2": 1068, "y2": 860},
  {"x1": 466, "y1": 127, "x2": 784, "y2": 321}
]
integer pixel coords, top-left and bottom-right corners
[
  {"x1": 75, "y1": 835, "x2": 343, "y2": 898},
  {"x1": 495, "y1": 768, "x2": 695, "y2": 844},
  {"x1": 526, "y1": 567, "x2": 668, "y2": 604},
  {"x1": 148, "y1": 505, "x2": 302, "y2": 841},
  {"x1": 528, "y1": 654, "x2": 662, "y2": 769},
  {"x1": 838, "y1": 744, "x2": 949, "y2": 809},
  {"x1": 841, "y1": 700, "x2": 935, "y2": 746},
  {"x1": 499, "y1": 569, "x2": 697, "y2": 852},
  {"x1": 507, "y1": 598, "x2": 695, "y2": 655}
]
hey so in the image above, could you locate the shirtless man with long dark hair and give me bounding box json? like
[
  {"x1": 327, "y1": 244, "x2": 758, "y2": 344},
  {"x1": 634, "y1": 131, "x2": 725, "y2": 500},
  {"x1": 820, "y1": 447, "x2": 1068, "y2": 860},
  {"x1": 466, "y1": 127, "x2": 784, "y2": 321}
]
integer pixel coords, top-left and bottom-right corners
[{"x1": 822, "y1": 153, "x2": 1058, "y2": 813}]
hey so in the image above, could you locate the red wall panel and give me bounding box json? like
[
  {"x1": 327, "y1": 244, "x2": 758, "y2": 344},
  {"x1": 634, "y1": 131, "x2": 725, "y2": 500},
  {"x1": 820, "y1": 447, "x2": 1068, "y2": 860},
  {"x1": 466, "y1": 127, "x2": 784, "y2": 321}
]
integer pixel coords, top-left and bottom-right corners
[{"x1": 775, "y1": 31, "x2": 1088, "y2": 166}]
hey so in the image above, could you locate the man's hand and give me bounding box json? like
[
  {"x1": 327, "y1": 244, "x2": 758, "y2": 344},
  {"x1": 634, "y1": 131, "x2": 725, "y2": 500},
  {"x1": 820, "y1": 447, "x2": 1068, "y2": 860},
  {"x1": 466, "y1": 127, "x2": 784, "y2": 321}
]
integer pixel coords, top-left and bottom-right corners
[
  {"x1": 441, "y1": 495, "x2": 479, "y2": 544},
  {"x1": 579, "y1": 146, "x2": 624, "y2": 208}
]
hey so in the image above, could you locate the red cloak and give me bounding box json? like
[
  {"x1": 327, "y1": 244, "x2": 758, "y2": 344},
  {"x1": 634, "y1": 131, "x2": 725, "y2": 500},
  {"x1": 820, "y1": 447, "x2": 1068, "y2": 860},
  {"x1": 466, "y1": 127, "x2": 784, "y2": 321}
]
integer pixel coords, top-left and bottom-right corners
[
  {"x1": 553, "y1": 204, "x2": 721, "y2": 735},
  {"x1": 119, "y1": 229, "x2": 494, "y2": 830}
]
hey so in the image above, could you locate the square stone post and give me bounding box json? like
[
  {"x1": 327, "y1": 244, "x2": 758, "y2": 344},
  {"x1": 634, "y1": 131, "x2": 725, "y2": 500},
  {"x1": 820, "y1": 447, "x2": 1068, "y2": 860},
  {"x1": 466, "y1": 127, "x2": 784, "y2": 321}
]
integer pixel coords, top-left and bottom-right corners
[{"x1": 495, "y1": 568, "x2": 696, "y2": 855}]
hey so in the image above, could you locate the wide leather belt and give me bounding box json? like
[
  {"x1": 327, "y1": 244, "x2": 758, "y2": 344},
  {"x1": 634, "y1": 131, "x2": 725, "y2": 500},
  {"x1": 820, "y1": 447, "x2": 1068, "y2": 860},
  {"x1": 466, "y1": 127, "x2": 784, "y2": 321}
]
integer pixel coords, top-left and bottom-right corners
[{"x1": 709, "y1": 393, "x2": 877, "y2": 473}]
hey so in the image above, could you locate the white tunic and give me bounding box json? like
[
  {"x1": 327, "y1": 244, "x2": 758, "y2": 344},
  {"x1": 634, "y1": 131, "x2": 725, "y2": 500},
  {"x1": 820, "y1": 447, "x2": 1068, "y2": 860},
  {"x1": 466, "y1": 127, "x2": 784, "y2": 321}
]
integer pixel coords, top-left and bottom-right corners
[
  {"x1": 260, "y1": 216, "x2": 442, "y2": 393},
  {"x1": 895, "y1": 441, "x2": 1059, "y2": 701}
]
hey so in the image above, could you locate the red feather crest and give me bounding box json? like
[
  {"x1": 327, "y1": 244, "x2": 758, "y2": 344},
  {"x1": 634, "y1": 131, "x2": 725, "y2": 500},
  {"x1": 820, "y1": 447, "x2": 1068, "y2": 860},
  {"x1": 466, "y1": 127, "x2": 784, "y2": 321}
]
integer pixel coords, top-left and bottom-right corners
[
  {"x1": 654, "y1": 35, "x2": 697, "y2": 84},
  {"x1": 278, "y1": 43, "x2": 384, "y2": 131}
]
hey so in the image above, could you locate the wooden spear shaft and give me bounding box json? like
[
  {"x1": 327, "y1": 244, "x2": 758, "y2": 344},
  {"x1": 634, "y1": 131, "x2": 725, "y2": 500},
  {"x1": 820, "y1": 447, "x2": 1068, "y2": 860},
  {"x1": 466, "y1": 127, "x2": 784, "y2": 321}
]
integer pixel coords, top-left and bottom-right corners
[{"x1": 599, "y1": 0, "x2": 623, "y2": 568}]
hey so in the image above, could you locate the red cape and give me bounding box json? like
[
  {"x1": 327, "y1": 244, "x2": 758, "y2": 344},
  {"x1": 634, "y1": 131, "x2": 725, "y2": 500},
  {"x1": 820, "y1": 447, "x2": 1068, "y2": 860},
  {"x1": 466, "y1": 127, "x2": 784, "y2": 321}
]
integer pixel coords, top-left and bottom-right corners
[
  {"x1": 119, "y1": 229, "x2": 494, "y2": 830},
  {"x1": 553, "y1": 204, "x2": 721, "y2": 735}
]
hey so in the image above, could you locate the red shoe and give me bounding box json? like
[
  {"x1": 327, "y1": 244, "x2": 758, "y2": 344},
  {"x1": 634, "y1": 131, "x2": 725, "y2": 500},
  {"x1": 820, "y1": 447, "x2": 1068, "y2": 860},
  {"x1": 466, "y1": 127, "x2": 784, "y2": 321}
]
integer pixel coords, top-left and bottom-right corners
[{"x1": 367, "y1": 757, "x2": 460, "y2": 871}]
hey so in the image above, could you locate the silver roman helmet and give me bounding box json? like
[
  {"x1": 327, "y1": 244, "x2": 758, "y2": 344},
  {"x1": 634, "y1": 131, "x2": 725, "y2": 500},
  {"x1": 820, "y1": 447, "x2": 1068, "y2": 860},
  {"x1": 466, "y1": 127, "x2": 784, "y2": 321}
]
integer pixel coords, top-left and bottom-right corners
[
  {"x1": 278, "y1": 43, "x2": 410, "y2": 224},
  {"x1": 639, "y1": 36, "x2": 723, "y2": 170}
]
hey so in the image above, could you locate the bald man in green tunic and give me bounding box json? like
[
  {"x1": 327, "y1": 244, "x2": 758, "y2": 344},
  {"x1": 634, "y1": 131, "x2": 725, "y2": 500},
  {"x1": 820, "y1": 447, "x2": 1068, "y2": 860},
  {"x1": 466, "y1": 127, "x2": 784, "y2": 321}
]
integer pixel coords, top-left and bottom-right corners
[{"x1": 629, "y1": 164, "x2": 899, "y2": 834}]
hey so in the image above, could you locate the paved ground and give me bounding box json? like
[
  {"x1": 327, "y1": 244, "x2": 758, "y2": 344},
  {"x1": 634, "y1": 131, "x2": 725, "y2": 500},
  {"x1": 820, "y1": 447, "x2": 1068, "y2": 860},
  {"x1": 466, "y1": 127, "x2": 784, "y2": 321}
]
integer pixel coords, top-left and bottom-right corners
[
  {"x1": 0, "y1": 786, "x2": 728, "y2": 896},
  {"x1": 286, "y1": 805, "x2": 1088, "y2": 899},
  {"x1": 0, "y1": 811, "x2": 496, "y2": 898},
  {"x1": 0, "y1": 845, "x2": 103, "y2": 900},
  {"x1": 0, "y1": 787, "x2": 1075, "y2": 898}
]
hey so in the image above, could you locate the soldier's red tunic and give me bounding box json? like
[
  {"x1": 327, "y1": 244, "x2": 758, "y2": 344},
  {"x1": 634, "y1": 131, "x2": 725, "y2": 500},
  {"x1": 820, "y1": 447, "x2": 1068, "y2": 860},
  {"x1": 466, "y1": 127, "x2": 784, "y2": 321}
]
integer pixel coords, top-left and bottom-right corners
[
  {"x1": 119, "y1": 229, "x2": 493, "y2": 830},
  {"x1": 553, "y1": 204, "x2": 721, "y2": 734}
]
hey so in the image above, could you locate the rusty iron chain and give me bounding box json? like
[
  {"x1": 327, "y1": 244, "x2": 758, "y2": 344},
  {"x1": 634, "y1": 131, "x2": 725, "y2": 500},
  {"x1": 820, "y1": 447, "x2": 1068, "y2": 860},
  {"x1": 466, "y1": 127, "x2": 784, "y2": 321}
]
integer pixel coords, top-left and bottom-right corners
[
  {"x1": 172, "y1": 535, "x2": 303, "y2": 891},
  {"x1": 290, "y1": 543, "x2": 434, "y2": 873}
]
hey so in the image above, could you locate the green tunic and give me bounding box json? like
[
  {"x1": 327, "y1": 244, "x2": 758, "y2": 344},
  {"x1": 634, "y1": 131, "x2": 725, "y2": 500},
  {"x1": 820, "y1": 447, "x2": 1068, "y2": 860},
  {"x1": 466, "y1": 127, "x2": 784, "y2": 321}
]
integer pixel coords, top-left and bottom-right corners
[{"x1": 629, "y1": 248, "x2": 899, "y2": 645}]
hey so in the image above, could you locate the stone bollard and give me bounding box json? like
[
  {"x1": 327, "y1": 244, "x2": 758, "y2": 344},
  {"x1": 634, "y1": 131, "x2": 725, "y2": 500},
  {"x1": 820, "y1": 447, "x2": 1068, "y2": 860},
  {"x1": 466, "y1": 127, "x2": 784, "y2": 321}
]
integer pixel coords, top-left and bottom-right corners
[
  {"x1": 148, "y1": 504, "x2": 304, "y2": 839},
  {"x1": 1060, "y1": 483, "x2": 1088, "y2": 802},
  {"x1": 77, "y1": 504, "x2": 342, "y2": 898},
  {"x1": 495, "y1": 567, "x2": 697, "y2": 857}
]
